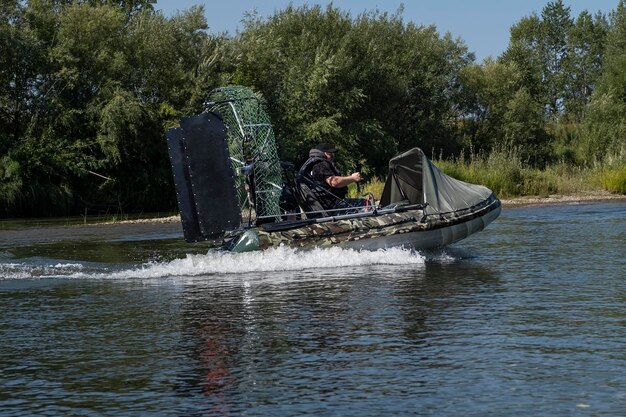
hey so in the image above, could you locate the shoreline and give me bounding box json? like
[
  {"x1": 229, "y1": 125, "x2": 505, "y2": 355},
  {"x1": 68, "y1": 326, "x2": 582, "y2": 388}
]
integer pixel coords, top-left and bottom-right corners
[
  {"x1": 499, "y1": 190, "x2": 626, "y2": 208},
  {"x1": 110, "y1": 191, "x2": 625, "y2": 225}
]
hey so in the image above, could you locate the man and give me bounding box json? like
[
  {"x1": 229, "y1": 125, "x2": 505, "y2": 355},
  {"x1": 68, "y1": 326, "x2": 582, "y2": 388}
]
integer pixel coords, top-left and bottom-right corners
[{"x1": 298, "y1": 143, "x2": 362, "y2": 213}]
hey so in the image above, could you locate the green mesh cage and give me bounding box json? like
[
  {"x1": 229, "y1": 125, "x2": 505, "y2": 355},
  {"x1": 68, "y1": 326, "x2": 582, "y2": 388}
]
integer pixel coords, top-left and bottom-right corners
[{"x1": 206, "y1": 86, "x2": 282, "y2": 220}]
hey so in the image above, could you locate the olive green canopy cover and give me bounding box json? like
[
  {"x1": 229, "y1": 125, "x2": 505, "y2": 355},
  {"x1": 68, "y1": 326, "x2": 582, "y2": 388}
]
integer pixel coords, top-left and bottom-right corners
[{"x1": 379, "y1": 148, "x2": 494, "y2": 214}]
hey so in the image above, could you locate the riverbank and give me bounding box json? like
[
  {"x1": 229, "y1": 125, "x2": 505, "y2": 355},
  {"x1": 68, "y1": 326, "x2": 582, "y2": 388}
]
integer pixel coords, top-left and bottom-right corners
[{"x1": 499, "y1": 190, "x2": 626, "y2": 207}]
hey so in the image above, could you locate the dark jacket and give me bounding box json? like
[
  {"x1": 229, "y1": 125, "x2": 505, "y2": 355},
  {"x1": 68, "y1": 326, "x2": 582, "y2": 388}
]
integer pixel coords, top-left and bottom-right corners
[{"x1": 298, "y1": 149, "x2": 347, "y2": 211}]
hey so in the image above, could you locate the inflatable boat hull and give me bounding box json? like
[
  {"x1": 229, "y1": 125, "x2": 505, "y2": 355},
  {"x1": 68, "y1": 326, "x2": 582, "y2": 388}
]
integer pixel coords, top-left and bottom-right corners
[{"x1": 230, "y1": 194, "x2": 501, "y2": 252}]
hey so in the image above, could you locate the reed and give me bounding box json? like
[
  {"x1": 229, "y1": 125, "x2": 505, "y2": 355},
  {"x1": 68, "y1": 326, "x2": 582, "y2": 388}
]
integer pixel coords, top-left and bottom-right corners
[
  {"x1": 346, "y1": 178, "x2": 386, "y2": 200},
  {"x1": 301, "y1": 147, "x2": 626, "y2": 203},
  {"x1": 432, "y1": 148, "x2": 626, "y2": 198},
  {"x1": 599, "y1": 164, "x2": 626, "y2": 194},
  {"x1": 434, "y1": 149, "x2": 525, "y2": 198}
]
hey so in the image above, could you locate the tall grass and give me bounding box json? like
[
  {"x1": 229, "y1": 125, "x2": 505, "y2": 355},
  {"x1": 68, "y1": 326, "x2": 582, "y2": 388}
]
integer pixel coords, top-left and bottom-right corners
[
  {"x1": 599, "y1": 164, "x2": 626, "y2": 194},
  {"x1": 349, "y1": 147, "x2": 625, "y2": 201},
  {"x1": 435, "y1": 148, "x2": 626, "y2": 198},
  {"x1": 347, "y1": 179, "x2": 386, "y2": 199},
  {"x1": 435, "y1": 149, "x2": 525, "y2": 198}
]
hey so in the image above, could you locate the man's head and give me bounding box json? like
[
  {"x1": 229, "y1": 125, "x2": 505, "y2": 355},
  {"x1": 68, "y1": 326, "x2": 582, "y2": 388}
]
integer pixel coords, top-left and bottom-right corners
[{"x1": 315, "y1": 143, "x2": 337, "y2": 159}]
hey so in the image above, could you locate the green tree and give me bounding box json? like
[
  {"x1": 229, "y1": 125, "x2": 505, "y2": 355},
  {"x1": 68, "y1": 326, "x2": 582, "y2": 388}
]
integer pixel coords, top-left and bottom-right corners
[
  {"x1": 541, "y1": 0, "x2": 573, "y2": 119},
  {"x1": 0, "y1": 1, "x2": 55, "y2": 212},
  {"x1": 500, "y1": 1, "x2": 611, "y2": 164},
  {"x1": 459, "y1": 60, "x2": 524, "y2": 151},
  {"x1": 501, "y1": 14, "x2": 544, "y2": 101},
  {"x1": 229, "y1": 4, "x2": 472, "y2": 175},
  {"x1": 564, "y1": 11, "x2": 607, "y2": 122},
  {"x1": 459, "y1": 59, "x2": 550, "y2": 164},
  {"x1": 0, "y1": 1, "x2": 214, "y2": 216},
  {"x1": 501, "y1": 0, "x2": 606, "y2": 123},
  {"x1": 502, "y1": 88, "x2": 551, "y2": 164},
  {"x1": 581, "y1": 0, "x2": 626, "y2": 163}
]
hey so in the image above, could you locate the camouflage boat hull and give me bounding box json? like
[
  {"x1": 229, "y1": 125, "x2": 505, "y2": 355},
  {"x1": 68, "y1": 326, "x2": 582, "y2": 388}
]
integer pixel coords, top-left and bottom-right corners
[{"x1": 230, "y1": 194, "x2": 501, "y2": 252}]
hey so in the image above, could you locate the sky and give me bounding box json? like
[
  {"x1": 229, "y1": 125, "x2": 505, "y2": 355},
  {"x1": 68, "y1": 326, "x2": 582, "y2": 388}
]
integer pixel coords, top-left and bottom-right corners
[{"x1": 154, "y1": 0, "x2": 619, "y2": 61}]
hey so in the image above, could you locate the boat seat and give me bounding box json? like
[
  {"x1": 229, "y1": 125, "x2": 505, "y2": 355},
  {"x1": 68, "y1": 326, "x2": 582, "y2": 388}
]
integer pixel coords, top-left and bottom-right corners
[
  {"x1": 295, "y1": 174, "x2": 366, "y2": 218},
  {"x1": 295, "y1": 174, "x2": 331, "y2": 218}
]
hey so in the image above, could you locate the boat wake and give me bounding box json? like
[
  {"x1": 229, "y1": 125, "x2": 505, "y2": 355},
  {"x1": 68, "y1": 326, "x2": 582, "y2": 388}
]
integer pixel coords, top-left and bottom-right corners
[
  {"x1": 0, "y1": 261, "x2": 86, "y2": 280},
  {"x1": 1, "y1": 246, "x2": 431, "y2": 281}
]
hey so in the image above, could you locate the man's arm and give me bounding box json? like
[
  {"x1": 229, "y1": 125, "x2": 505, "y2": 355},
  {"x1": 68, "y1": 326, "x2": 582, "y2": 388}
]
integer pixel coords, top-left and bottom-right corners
[{"x1": 326, "y1": 172, "x2": 361, "y2": 188}]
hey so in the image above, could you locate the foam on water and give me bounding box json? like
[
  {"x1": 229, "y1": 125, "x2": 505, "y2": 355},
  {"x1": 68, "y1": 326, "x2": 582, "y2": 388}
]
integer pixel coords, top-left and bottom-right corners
[
  {"x1": 0, "y1": 262, "x2": 85, "y2": 280},
  {"x1": 105, "y1": 246, "x2": 427, "y2": 279},
  {"x1": 1, "y1": 246, "x2": 427, "y2": 280}
]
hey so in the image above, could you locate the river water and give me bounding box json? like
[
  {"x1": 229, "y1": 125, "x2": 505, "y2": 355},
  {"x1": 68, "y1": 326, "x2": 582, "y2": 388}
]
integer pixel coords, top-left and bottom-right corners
[{"x1": 0, "y1": 202, "x2": 624, "y2": 416}]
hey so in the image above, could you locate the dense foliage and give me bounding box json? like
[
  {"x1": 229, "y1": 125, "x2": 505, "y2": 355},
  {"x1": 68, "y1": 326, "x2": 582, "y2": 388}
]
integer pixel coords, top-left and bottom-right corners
[{"x1": 1, "y1": 0, "x2": 625, "y2": 217}]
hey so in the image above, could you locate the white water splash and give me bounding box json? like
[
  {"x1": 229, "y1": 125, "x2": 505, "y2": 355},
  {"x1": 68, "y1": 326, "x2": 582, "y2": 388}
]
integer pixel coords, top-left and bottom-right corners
[
  {"x1": 0, "y1": 262, "x2": 85, "y2": 280},
  {"x1": 109, "y1": 246, "x2": 426, "y2": 279},
  {"x1": 1, "y1": 246, "x2": 427, "y2": 280}
]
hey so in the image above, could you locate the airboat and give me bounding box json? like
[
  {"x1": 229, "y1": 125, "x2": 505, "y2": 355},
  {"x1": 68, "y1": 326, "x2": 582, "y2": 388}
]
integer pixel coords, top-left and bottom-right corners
[{"x1": 166, "y1": 86, "x2": 501, "y2": 253}]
